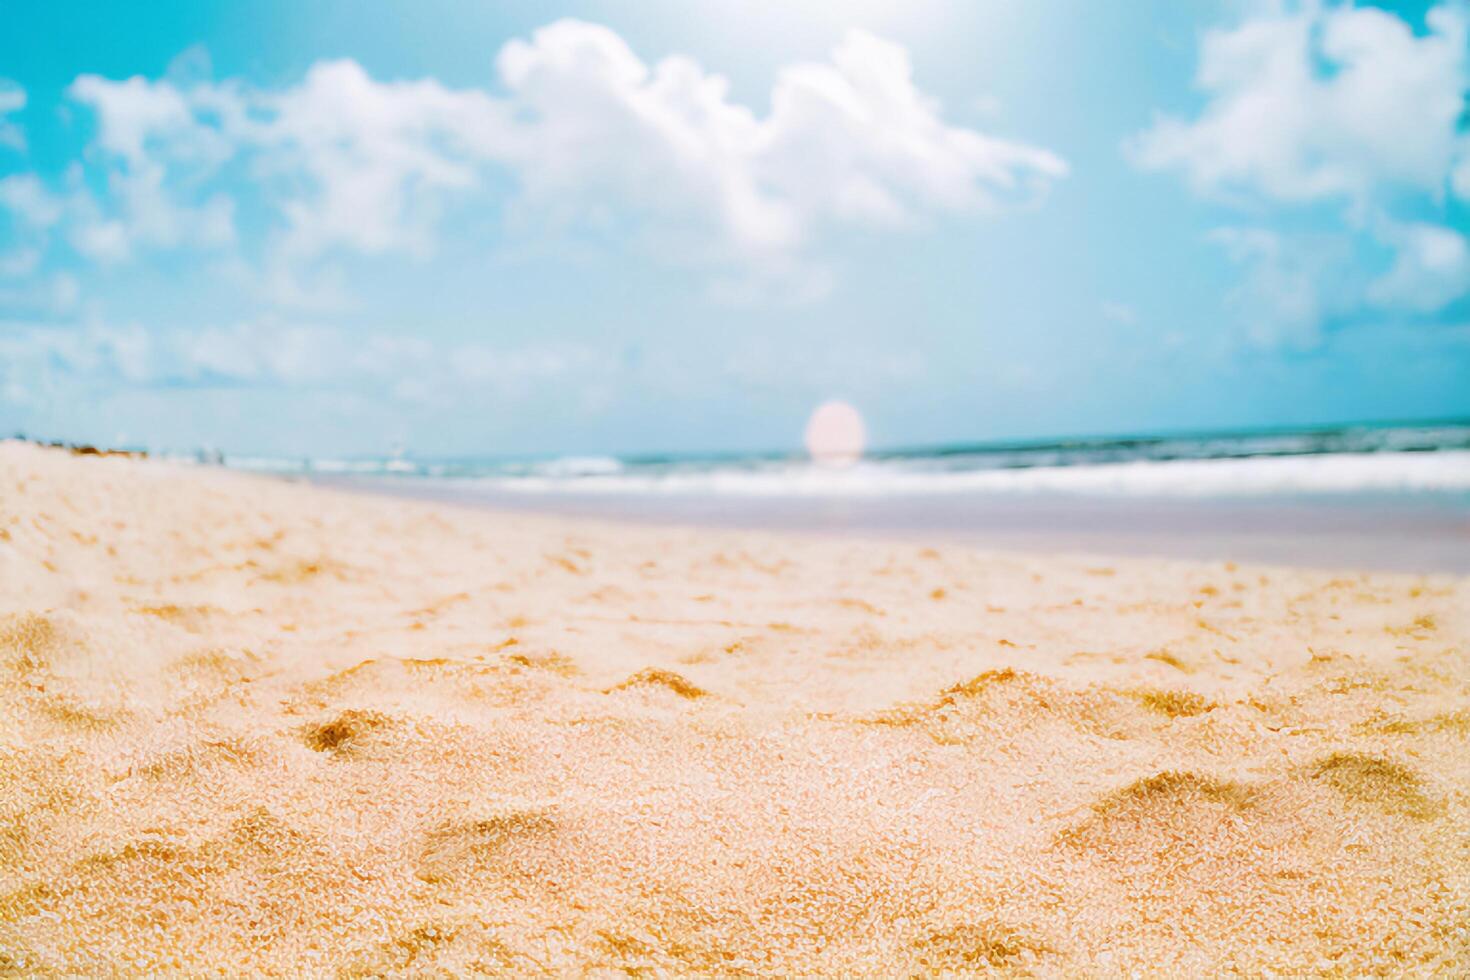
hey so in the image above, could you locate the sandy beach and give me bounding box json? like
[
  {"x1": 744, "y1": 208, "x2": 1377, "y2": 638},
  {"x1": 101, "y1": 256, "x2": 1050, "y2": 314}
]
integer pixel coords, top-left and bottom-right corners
[{"x1": 2, "y1": 440, "x2": 1467, "y2": 975}]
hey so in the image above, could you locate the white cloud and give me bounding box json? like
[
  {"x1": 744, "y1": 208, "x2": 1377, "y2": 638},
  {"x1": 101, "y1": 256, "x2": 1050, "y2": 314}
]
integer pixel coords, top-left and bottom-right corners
[
  {"x1": 494, "y1": 22, "x2": 1065, "y2": 266},
  {"x1": 0, "y1": 317, "x2": 610, "y2": 404},
  {"x1": 173, "y1": 320, "x2": 346, "y2": 385},
  {"x1": 1455, "y1": 154, "x2": 1470, "y2": 200},
  {"x1": 0, "y1": 245, "x2": 40, "y2": 278},
  {"x1": 1368, "y1": 220, "x2": 1470, "y2": 314},
  {"x1": 0, "y1": 75, "x2": 234, "y2": 273},
  {"x1": 0, "y1": 176, "x2": 81, "y2": 300},
  {"x1": 0, "y1": 308, "x2": 930, "y2": 434},
  {"x1": 65, "y1": 74, "x2": 238, "y2": 260},
  {"x1": 69, "y1": 75, "x2": 204, "y2": 165},
  {"x1": 0, "y1": 174, "x2": 63, "y2": 228},
  {"x1": 68, "y1": 219, "x2": 129, "y2": 263},
  {"x1": 0, "y1": 80, "x2": 24, "y2": 152},
  {"x1": 0, "y1": 272, "x2": 81, "y2": 316},
  {"x1": 1131, "y1": 2, "x2": 1469, "y2": 204},
  {"x1": 43, "y1": 21, "x2": 1063, "y2": 302},
  {"x1": 256, "y1": 60, "x2": 501, "y2": 263},
  {"x1": 1134, "y1": 2, "x2": 1470, "y2": 342},
  {"x1": 1209, "y1": 219, "x2": 1470, "y2": 349},
  {"x1": 1208, "y1": 227, "x2": 1351, "y2": 349}
]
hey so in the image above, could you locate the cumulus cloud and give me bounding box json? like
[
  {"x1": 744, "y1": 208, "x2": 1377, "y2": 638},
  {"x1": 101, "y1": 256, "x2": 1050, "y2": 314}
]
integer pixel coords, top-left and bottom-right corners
[
  {"x1": 1131, "y1": 2, "x2": 1469, "y2": 204},
  {"x1": 0, "y1": 80, "x2": 24, "y2": 151},
  {"x1": 30, "y1": 21, "x2": 1062, "y2": 302},
  {"x1": 65, "y1": 74, "x2": 238, "y2": 260},
  {"x1": 0, "y1": 176, "x2": 67, "y2": 284},
  {"x1": 254, "y1": 61, "x2": 502, "y2": 263},
  {"x1": 1368, "y1": 220, "x2": 1470, "y2": 314},
  {"x1": 0, "y1": 174, "x2": 63, "y2": 228},
  {"x1": 1133, "y1": 1, "x2": 1470, "y2": 344},
  {"x1": 494, "y1": 22, "x2": 1064, "y2": 265}
]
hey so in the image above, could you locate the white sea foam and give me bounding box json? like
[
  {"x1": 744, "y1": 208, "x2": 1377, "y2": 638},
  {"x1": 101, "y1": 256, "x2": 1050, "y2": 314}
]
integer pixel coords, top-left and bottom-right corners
[
  {"x1": 525, "y1": 455, "x2": 624, "y2": 478},
  {"x1": 467, "y1": 450, "x2": 1470, "y2": 498}
]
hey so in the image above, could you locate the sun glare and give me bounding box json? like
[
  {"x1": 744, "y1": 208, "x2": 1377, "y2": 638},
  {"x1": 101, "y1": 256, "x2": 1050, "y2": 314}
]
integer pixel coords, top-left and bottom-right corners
[{"x1": 803, "y1": 399, "x2": 866, "y2": 465}]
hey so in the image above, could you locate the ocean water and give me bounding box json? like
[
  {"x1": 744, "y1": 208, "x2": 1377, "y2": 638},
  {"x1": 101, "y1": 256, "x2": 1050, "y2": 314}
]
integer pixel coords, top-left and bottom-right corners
[
  {"x1": 208, "y1": 421, "x2": 1470, "y2": 571},
  {"x1": 219, "y1": 421, "x2": 1470, "y2": 499}
]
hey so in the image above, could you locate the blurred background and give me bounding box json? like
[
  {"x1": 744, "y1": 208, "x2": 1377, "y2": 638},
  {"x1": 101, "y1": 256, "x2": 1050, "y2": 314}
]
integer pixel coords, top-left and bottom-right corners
[{"x1": 2, "y1": 0, "x2": 1468, "y2": 567}]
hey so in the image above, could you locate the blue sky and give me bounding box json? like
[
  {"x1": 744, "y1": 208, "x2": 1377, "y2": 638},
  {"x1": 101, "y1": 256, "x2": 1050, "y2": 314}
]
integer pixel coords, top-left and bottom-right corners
[{"x1": 1, "y1": 0, "x2": 1468, "y2": 457}]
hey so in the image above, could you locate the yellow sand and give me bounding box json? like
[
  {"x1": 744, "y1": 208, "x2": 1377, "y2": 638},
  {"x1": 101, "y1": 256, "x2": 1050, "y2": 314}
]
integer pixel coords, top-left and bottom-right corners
[{"x1": 1, "y1": 441, "x2": 1467, "y2": 976}]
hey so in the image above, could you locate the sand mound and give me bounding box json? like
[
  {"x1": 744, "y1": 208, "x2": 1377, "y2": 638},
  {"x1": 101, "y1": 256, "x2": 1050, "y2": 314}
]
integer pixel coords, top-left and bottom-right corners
[
  {"x1": 1307, "y1": 751, "x2": 1443, "y2": 820},
  {"x1": 608, "y1": 667, "x2": 710, "y2": 699},
  {"x1": 1, "y1": 442, "x2": 1467, "y2": 975},
  {"x1": 299, "y1": 708, "x2": 394, "y2": 754}
]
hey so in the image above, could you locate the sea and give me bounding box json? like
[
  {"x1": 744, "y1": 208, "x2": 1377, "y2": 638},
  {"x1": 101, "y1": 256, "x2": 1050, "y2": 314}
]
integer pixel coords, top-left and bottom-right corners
[{"x1": 206, "y1": 421, "x2": 1470, "y2": 572}]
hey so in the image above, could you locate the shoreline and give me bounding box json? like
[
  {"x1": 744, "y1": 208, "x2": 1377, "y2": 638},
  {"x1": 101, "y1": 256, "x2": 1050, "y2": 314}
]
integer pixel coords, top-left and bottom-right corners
[
  {"x1": 3, "y1": 442, "x2": 1467, "y2": 974},
  {"x1": 312, "y1": 472, "x2": 1470, "y2": 575}
]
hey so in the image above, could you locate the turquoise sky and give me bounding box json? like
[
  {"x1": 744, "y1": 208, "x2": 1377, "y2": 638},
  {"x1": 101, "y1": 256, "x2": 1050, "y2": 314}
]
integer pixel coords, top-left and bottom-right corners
[{"x1": 1, "y1": 0, "x2": 1468, "y2": 456}]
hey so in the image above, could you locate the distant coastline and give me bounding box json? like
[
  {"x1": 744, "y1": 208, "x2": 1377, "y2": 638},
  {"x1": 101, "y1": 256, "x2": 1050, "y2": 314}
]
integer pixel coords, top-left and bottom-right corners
[
  {"x1": 203, "y1": 420, "x2": 1470, "y2": 500},
  {"x1": 7, "y1": 437, "x2": 148, "y2": 459},
  {"x1": 16, "y1": 416, "x2": 1469, "y2": 473},
  {"x1": 16, "y1": 419, "x2": 1470, "y2": 502}
]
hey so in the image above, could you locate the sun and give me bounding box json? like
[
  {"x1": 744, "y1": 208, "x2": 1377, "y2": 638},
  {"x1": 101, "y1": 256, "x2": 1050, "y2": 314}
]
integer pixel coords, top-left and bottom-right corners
[{"x1": 803, "y1": 400, "x2": 866, "y2": 465}]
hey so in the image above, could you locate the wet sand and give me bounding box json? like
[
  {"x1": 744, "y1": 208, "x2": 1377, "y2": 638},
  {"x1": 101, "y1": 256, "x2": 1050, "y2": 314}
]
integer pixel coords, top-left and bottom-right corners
[
  {"x1": 322, "y1": 475, "x2": 1470, "y2": 574},
  {"x1": 2, "y1": 442, "x2": 1467, "y2": 974}
]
